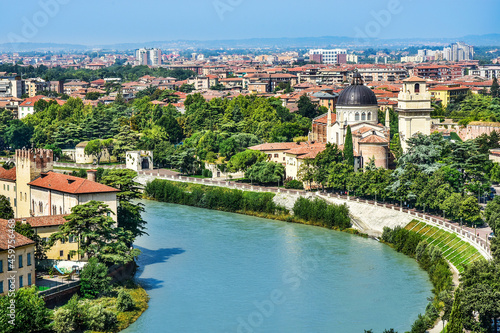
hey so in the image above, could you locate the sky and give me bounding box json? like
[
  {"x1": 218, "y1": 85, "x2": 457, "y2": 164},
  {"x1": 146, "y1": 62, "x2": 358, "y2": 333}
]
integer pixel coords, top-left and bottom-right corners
[{"x1": 1, "y1": 0, "x2": 499, "y2": 45}]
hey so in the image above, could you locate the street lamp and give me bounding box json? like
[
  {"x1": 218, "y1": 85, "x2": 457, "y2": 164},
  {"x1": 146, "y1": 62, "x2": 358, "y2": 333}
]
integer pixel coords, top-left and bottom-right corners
[{"x1": 423, "y1": 203, "x2": 426, "y2": 214}]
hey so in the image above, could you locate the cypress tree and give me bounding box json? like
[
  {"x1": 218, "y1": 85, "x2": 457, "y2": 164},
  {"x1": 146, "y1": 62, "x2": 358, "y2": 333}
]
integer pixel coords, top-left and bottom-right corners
[
  {"x1": 447, "y1": 290, "x2": 464, "y2": 333},
  {"x1": 492, "y1": 76, "x2": 499, "y2": 98},
  {"x1": 344, "y1": 125, "x2": 354, "y2": 167}
]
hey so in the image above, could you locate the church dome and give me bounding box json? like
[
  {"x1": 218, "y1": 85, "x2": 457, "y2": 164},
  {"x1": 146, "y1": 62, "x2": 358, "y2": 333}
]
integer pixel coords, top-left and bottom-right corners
[{"x1": 337, "y1": 72, "x2": 378, "y2": 106}]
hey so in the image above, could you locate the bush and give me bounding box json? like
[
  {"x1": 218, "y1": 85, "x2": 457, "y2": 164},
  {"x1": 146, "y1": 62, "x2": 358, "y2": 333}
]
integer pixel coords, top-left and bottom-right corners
[
  {"x1": 117, "y1": 289, "x2": 135, "y2": 312},
  {"x1": 80, "y1": 257, "x2": 111, "y2": 299},
  {"x1": 85, "y1": 303, "x2": 118, "y2": 331},
  {"x1": 202, "y1": 169, "x2": 213, "y2": 178},
  {"x1": 284, "y1": 178, "x2": 304, "y2": 189},
  {"x1": 293, "y1": 197, "x2": 351, "y2": 229}
]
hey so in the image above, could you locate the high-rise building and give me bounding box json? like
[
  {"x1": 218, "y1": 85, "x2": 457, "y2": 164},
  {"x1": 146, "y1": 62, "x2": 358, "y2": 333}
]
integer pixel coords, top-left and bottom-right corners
[
  {"x1": 443, "y1": 42, "x2": 474, "y2": 62},
  {"x1": 309, "y1": 49, "x2": 347, "y2": 64},
  {"x1": 136, "y1": 48, "x2": 162, "y2": 67}
]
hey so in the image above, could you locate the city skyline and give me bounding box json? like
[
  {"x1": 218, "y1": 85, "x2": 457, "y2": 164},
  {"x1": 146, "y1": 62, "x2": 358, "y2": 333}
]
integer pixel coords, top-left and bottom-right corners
[{"x1": 1, "y1": 0, "x2": 499, "y2": 46}]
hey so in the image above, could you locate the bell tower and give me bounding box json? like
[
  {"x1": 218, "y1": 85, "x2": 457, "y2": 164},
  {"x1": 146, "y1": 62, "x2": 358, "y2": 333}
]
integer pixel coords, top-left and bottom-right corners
[
  {"x1": 396, "y1": 77, "x2": 433, "y2": 152},
  {"x1": 15, "y1": 149, "x2": 54, "y2": 217}
]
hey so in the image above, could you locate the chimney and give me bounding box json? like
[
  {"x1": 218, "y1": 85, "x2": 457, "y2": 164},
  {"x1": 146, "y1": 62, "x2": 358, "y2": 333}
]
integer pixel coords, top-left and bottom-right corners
[{"x1": 87, "y1": 170, "x2": 97, "y2": 182}]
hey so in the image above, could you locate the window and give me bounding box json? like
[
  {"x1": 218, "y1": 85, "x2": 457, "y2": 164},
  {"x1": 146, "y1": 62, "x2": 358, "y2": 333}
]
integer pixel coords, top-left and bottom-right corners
[
  {"x1": 19, "y1": 276, "x2": 23, "y2": 288},
  {"x1": 367, "y1": 112, "x2": 372, "y2": 121},
  {"x1": 6, "y1": 185, "x2": 8, "y2": 191},
  {"x1": 361, "y1": 113, "x2": 366, "y2": 121},
  {"x1": 27, "y1": 253, "x2": 31, "y2": 266},
  {"x1": 69, "y1": 236, "x2": 74, "y2": 243},
  {"x1": 28, "y1": 273, "x2": 32, "y2": 286},
  {"x1": 39, "y1": 202, "x2": 43, "y2": 213},
  {"x1": 60, "y1": 250, "x2": 64, "y2": 257},
  {"x1": 415, "y1": 83, "x2": 420, "y2": 93},
  {"x1": 355, "y1": 113, "x2": 360, "y2": 121},
  {"x1": 18, "y1": 255, "x2": 23, "y2": 268},
  {"x1": 0, "y1": 281, "x2": 3, "y2": 293},
  {"x1": 60, "y1": 207, "x2": 63, "y2": 215},
  {"x1": 0, "y1": 260, "x2": 3, "y2": 273},
  {"x1": 274, "y1": 154, "x2": 278, "y2": 158}
]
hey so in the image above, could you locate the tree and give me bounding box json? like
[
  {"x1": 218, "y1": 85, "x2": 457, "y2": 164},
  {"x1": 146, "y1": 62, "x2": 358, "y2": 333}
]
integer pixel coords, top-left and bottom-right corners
[
  {"x1": 344, "y1": 126, "x2": 354, "y2": 167},
  {"x1": 4, "y1": 120, "x2": 33, "y2": 149},
  {"x1": 79, "y1": 257, "x2": 112, "y2": 298},
  {"x1": 484, "y1": 196, "x2": 500, "y2": 235},
  {"x1": 100, "y1": 169, "x2": 148, "y2": 241},
  {"x1": 245, "y1": 161, "x2": 285, "y2": 184},
  {"x1": 227, "y1": 149, "x2": 267, "y2": 172},
  {"x1": 297, "y1": 158, "x2": 315, "y2": 189},
  {"x1": 447, "y1": 290, "x2": 464, "y2": 333},
  {"x1": 179, "y1": 83, "x2": 195, "y2": 93},
  {"x1": 314, "y1": 143, "x2": 344, "y2": 190},
  {"x1": 84, "y1": 139, "x2": 104, "y2": 165},
  {"x1": 0, "y1": 195, "x2": 14, "y2": 219},
  {"x1": 297, "y1": 95, "x2": 320, "y2": 119},
  {"x1": 390, "y1": 133, "x2": 403, "y2": 162},
  {"x1": 0, "y1": 286, "x2": 51, "y2": 333},
  {"x1": 491, "y1": 76, "x2": 499, "y2": 98},
  {"x1": 50, "y1": 201, "x2": 115, "y2": 259}
]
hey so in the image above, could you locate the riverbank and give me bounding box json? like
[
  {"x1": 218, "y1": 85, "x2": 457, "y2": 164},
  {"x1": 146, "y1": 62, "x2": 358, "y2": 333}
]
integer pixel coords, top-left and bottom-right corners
[{"x1": 90, "y1": 281, "x2": 149, "y2": 333}]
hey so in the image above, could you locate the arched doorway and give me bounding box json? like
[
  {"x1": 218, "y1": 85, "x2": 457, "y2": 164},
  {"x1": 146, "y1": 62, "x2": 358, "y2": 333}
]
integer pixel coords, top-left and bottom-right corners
[{"x1": 141, "y1": 158, "x2": 150, "y2": 170}]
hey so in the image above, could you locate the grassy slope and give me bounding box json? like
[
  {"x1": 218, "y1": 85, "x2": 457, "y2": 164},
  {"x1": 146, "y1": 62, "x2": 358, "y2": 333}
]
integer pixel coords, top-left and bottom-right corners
[{"x1": 405, "y1": 220, "x2": 482, "y2": 273}]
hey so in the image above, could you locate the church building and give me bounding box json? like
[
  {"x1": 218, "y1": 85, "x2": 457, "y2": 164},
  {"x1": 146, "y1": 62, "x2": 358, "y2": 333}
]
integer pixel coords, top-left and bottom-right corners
[{"x1": 311, "y1": 72, "x2": 391, "y2": 169}]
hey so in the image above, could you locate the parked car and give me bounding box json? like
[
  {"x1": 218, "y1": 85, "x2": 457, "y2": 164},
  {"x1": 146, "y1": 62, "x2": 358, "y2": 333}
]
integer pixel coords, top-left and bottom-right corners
[{"x1": 488, "y1": 232, "x2": 495, "y2": 240}]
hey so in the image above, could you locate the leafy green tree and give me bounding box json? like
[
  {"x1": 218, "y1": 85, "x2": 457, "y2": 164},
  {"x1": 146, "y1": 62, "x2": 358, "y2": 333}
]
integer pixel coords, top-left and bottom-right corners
[
  {"x1": 85, "y1": 91, "x2": 102, "y2": 100},
  {"x1": 484, "y1": 196, "x2": 500, "y2": 235},
  {"x1": 314, "y1": 143, "x2": 344, "y2": 190},
  {"x1": 227, "y1": 149, "x2": 267, "y2": 172},
  {"x1": 0, "y1": 195, "x2": 14, "y2": 219},
  {"x1": 157, "y1": 111, "x2": 183, "y2": 144},
  {"x1": 0, "y1": 286, "x2": 51, "y2": 333},
  {"x1": 344, "y1": 126, "x2": 354, "y2": 167},
  {"x1": 297, "y1": 94, "x2": 320, "y2": 119},
  {"x1": 84, "y1": 139, "x2": 104, "y2": 164},
  {"x1": 179, "y1": 83, "x2": 195, "y2": 93},
  {"x1": 245, "y1": 161, "x2": 285, "y2": 184},
  {"x1": 50, "y1": 201, "x2": 115, "y2": 259},
  {"x1": 79, "y1": 257, "x2": 112, "y2": 298},
  {"x1": 5, "y1": 120, "x2": 33, "y2": 149},
  {"x1": 173, "y1": 148, "x2": 201, "y2": 175},
  {"x1": 100, "y1": 169, "x2": 147, "y2": 241}
]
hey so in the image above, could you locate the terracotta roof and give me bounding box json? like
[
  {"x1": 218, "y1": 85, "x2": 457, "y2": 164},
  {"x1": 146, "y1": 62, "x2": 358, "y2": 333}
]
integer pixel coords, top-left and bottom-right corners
[
  {"x1": 0, "y1": 220, "x2": 35, "y2": 251},
  {"x1": 15, "y1": 215, "x2": 68, "y2": 228},
  {"x1": 359, "y1": 135, "x2": 389, "y2": 144},
  {"x1": 249, "y1": 141, "x2": 325, "y2": 152},
  {"x1": 28, "y1": 171, "x2": 119, "y2": 194},
  {"x1": 0, "y1": 167, "x2": 16, "y2": 181},
  {"x1": 403, "y1": 76, "x2": 426, "y2": 82},
  {"x1": 313, "y1": 113, "x2": 336, "y2": 125}
]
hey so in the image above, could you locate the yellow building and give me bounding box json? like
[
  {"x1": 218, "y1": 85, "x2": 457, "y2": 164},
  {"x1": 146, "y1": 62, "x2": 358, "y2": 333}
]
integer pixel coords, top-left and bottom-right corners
[
  {"x1": 0, "y1": 167, "x2": 16, "y2": 214},
  {"x1": 14, "y1": 215, "x2": 79, "y2": 261},
  {"x1": 0, "y1": 220, "x2": 36, "y2": 296},
  {"x1": 429, "y1": 85, "x2": 470, "y2": 107}
]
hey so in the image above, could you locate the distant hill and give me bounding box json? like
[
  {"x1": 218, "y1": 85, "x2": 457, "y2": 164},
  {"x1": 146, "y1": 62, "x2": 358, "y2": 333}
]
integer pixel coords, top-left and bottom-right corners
[{"x1": 1, "y1": 34, "x2": 499, "y2": 52}]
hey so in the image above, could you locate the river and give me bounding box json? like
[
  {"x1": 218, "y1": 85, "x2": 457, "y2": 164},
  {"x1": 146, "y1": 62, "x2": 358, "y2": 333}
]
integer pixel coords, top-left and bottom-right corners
[{"x1": 123, "y1": 200, "x2": 432, "y2": 333}]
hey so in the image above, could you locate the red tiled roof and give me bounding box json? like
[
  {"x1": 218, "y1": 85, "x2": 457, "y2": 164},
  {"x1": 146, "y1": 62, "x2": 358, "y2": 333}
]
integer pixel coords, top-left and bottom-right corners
[
  {"x1": 403, "y1": 76, "x2": 426, "y2": 82},
  {"x1": 313, "y1": 113, "x2": 336, "y2": 125},
  {"x1": 359, "y1": 135, "x2": 389, "y2": 144},
  {"x1": 15, "y1": 215, "x2": 68, "y2": 228},
  {"x1": 0, "y1": 220, "x2": 35, "y2": 250},
  {"x1": 0, "y1": 167, "x2": 16, "y2": 181},
  {"x1": 249, "y1": 141, "x2": 325, "y2": 152},
  {"x1": 28, "y1": 171, "x2": 119, "y2": 194}
]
